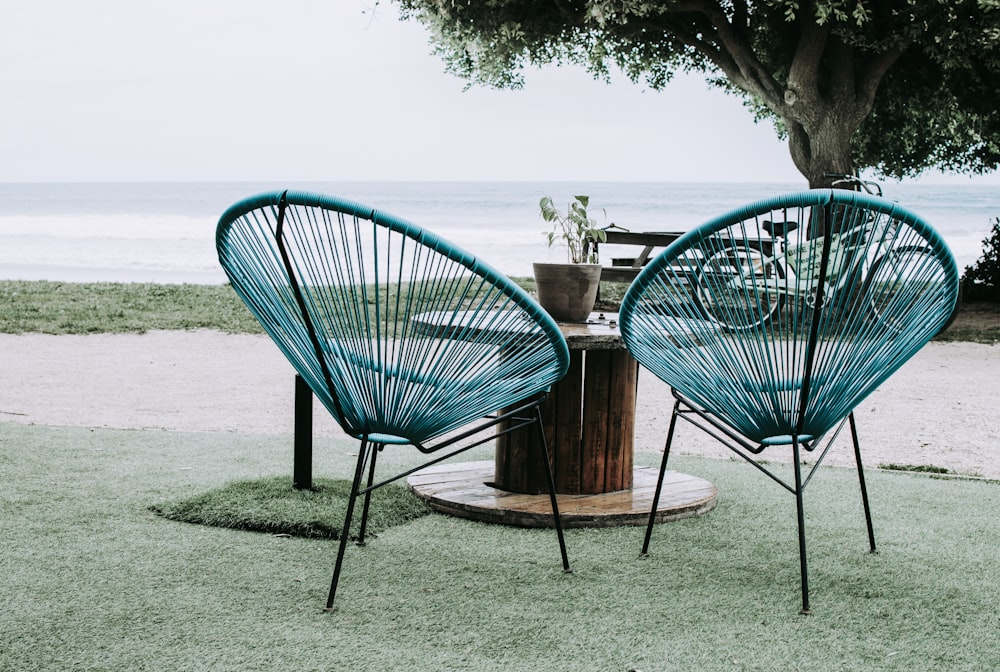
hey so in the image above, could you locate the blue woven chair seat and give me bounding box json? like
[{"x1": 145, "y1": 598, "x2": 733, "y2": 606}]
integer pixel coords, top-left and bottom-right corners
[
  {"x1": 620, "y1": 189, "x2": 959, "y2": 613},
  {"x1": 216, "y1": 190, "x2": 572, "y2": 610}
]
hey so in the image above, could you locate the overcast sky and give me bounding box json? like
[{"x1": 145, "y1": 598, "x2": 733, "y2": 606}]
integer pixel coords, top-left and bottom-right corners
[{"x1": 3, "y1": 0, "x2": 998, "y2": 185}]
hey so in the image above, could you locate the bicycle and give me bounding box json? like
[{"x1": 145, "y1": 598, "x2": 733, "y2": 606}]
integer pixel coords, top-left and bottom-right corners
[{"x1": 693, "y1": 175, "x2": 942, "y2": 333}]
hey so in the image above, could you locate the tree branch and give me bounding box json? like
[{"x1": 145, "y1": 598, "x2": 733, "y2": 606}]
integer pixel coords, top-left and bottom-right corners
[
  {"x1": 629, "y1": 2, "x2": 785, "y2": 109},
  {"x1": 856, "y1": 43, "x2": 909, "y2": 108},
  {"x1": 733, "y1": 0, "x2": 748, "y2": 32},
  {"x1": 697, "y1": 4, "x2": 784, "y2": 104},
  {"x1": 550, "y1": 0, "x2": 582, "y2": 24},
  {"x1": 786, "y1": 16, "x2": 831, "y2": 108},
  {"x1": 786, "y1": 120, "x2": 812, "y2": 174}
]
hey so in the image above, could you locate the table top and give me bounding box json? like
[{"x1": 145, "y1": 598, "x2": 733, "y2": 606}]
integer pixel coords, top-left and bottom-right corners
[
  {"x1": 412, "y1": 310, "x2": 626, "y2": 351},
  {"x1": 558, "y1": 312, "x2": 625, "y2": 351}
]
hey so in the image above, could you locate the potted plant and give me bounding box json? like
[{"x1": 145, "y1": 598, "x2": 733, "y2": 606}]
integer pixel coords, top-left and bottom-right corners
[{"x1": 533, "y1": 195, "x2": 608, "y2": 322}]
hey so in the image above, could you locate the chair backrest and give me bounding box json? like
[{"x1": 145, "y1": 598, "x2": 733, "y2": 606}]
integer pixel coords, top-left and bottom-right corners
[
  {"x1": 620, "y1": 189, "x2": 959, "y2": 444},
  {"x1": 217, "y1": 190, "x2": 569, "y2": 446}
]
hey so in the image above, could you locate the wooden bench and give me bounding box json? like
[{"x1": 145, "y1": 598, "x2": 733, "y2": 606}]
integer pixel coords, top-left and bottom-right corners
[
  {"x1": 585, "y1": 230, "x2": 685, "y2": 284},
  {"x1": 586, "y1": 229, "x2": 776, "y2": 288}
]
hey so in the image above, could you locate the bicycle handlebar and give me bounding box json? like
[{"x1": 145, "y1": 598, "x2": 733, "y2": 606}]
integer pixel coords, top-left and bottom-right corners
[{"x1": 821, "y1": 173, "x2": 883, "y2": 197}]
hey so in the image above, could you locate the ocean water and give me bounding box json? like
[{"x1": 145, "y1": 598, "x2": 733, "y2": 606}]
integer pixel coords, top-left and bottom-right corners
[{"x1": 0, "y1": 181, "x2": 996, "y2": 284}]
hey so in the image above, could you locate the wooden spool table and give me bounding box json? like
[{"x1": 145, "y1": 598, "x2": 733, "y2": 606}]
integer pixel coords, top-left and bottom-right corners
[
  {"x1": 407, "y1": 312, "x2": 717, "y2": 528},
  {"x1": 289, "y1": 311, "x2": 716, "y2": 527},
  {"x1": 495, "y1": 312, "x2": 637, "y2": 495}
]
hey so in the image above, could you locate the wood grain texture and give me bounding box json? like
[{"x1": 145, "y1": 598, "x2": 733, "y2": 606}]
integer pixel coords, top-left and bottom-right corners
[{"x1": 409, "y1": 461, "x2": 717, "y2": 529}]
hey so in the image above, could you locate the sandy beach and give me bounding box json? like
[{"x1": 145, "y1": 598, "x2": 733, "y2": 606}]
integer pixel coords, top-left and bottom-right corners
[{"x1": 1, "y1": 330, "x2": 997, "y2": 480}]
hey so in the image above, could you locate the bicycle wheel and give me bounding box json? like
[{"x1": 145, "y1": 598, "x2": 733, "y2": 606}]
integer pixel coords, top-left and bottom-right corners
[
  {"x1": 694, "y1": 246, "x2": 785, "y2": 331},
  {"x1": 866, "y1": 245, "x2": 940, "y2": 333}
]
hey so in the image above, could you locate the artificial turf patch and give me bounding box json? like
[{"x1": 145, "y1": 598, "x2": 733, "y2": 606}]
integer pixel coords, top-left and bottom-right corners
[{"x1": 149, "y1": 476, "x2": 431, "y2": 539}]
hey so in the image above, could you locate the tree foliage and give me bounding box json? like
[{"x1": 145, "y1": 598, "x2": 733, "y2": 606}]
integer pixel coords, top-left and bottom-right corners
[
  {"x1": 396, "y1": 0, "x2": 1000, "y2": 186},
  {"x1": 964, "y1": 218, "x2": 1000, "y2": 302}
]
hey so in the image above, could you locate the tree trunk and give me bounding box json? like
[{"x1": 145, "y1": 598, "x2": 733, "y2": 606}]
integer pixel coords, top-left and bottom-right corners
[
  {"x1": 784, "y1": 108, "x2": 865, "y2": 240},
  {"x1": 786, "y1": 114, "x2": 857, "y2": 189}
]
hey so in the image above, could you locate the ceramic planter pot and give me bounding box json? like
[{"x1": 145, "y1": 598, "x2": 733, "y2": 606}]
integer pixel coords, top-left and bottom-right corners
[{"x1": 532, "y1": 262, "x2": 602, "y2": 323}]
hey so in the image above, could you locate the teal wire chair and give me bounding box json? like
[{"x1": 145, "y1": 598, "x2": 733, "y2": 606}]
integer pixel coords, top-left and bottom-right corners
[
  {"x1": 619, "y1": 189, "x2": 959, "y2": 613},
  {"x1": 216, "y1": 190, "x2": 571, "y2": 610}
]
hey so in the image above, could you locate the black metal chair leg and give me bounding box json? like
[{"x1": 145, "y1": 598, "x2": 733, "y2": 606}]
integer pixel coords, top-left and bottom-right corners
[
  {"x1": 849, "y1": 413, "x2": 877, "y2": 553},
  {"x1": 534, "y1": 406, "x2": 571, "y2": 573},
  {"x1": 792, "y1": 439, "x2": 811, "y2": 615},
  {"x1": 355, "y1": 444, "x2": 381, "y2": 547},
  {"x1": 293, "y1": 374, "x2": 314, "y2": 490},
  {"x1": 325, "y1": 439, "x2": 371, "y2": 611},
  {"x1": 641, "y1": 399, "x2": 680, "y2": 556}
]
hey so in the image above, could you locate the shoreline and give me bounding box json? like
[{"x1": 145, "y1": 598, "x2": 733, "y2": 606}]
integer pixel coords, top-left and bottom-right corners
[
  {"x1": 1, "y1": 182, "x2": 995, "y2": 281},
  {"x1": 2, "y1": 330, "x2": 997, "y2": 481}
]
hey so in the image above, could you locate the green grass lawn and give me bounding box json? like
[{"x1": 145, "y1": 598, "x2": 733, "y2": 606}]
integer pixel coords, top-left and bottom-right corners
[
  {"x1": 2, "y1": 423, "x2": 998, "y2": 671},
  {"x1": 0, "y1": 280, "x2": 263, "y2": 334},
  {"x1": 2, "y1": 279, "x2": 998, "y2": 342},
  {"x1": 2, "y1": 279, "x2": 998, "y2": 670}
]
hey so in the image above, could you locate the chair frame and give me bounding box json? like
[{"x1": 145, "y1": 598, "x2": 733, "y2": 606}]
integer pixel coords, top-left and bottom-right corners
[
  {"x1": 326, "y1": 395, "x2": 568, "y2": 610},
  {"x1": 642, "y1": 389, "x2": 876, "y2": 615},
  {"x1": 218, "y1": 190, "x2": 571, "y2": 611},
  {"x1": 620, "y1": 189, "x2": 959, "y2": 614}
]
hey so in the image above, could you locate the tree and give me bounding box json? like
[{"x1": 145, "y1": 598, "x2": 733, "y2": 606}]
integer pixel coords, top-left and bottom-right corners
[
  {"x1": 964, "y1": 218, "x2": 1000, "y2": 302},
  {"x1": 395, "y1": 1, "x2": 1000, "y2": 187}
]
